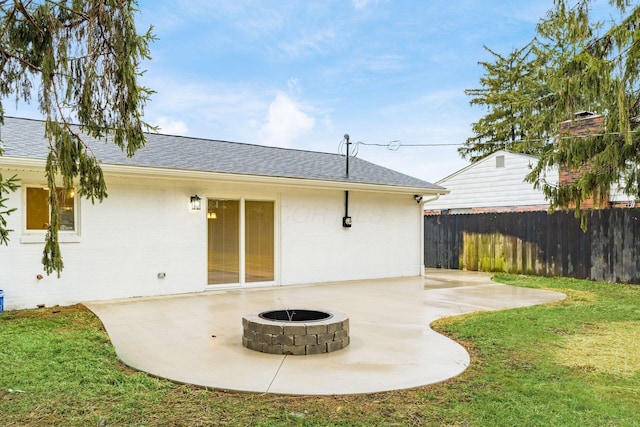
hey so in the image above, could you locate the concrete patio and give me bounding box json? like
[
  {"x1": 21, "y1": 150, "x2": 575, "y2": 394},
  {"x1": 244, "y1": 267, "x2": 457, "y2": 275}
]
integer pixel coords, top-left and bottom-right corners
[{"x1": 84, "y1": 270, "x2": 565, "y2": 395}]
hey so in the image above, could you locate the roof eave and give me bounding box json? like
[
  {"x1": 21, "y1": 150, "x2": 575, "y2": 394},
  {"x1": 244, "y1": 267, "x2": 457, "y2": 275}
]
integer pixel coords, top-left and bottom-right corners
[{"x1": 0, "y1": 157, "x2": 445, "y2": 195}]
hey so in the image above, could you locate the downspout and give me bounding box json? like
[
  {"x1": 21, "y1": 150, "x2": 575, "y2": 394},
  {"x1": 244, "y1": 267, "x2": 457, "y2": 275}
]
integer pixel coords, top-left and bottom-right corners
[{"x1": 418, "y1": 193, "x2": 440, "y2": 276}]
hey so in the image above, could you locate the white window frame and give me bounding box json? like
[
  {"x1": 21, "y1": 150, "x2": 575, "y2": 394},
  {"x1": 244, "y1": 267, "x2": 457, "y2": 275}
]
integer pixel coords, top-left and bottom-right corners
[{"x1": 20, "y1": 185, "x2": 81, "y2": 244}]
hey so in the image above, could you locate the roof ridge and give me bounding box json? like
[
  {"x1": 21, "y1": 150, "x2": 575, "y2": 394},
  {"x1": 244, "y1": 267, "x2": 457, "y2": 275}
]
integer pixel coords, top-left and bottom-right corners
[
  {"x1": 3, "y1": 115, "x2": 343, "y2": 159},
  {"x1": 1, "y1": 115, "x2": 441, "y2": 191}
]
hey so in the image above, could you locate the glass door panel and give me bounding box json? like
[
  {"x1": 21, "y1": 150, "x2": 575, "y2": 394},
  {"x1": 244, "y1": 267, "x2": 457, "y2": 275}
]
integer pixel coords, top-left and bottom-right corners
[
  {"x1": 245, "y1": 200, "x2": 274, "y2": 282},
  {"x1": 207, "y1": 199, "x2": 240, "y2": 285}
]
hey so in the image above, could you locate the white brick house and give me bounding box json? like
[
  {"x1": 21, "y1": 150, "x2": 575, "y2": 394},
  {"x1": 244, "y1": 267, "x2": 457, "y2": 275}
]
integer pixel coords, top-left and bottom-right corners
[{"x1": 0, "y1": 117, "x2": 444, "y2": 309}]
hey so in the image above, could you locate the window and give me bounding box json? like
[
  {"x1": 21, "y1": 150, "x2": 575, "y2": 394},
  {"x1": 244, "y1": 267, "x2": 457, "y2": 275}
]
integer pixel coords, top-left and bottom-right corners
[
  {"x1": 26, "y1": 187, "x2": 76, "y2": 231},
  {"x1": 496, "y1": 155, "x2": 505, "y2": 168}
]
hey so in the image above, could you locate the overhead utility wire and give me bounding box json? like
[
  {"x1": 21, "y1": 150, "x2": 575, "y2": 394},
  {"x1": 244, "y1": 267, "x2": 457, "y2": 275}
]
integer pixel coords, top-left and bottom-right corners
[
  {"x1": 345, "y1": 129, "x2": 640, "y2": 152},
  {"x1": 358, "y1": 141, "x2": 461, "y2": 149}
]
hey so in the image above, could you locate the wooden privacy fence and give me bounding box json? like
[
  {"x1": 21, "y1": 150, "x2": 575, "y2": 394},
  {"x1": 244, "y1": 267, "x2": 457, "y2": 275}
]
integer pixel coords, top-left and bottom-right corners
[{"x1": 424, "y1": 209, "x2": 640, "y2": 284}]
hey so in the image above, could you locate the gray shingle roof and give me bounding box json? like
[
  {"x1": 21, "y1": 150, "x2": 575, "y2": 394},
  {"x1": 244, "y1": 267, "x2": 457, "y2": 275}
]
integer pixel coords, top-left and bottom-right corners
[{"x1": 1, "y1": 116, "x2": 442, "y2": 191}]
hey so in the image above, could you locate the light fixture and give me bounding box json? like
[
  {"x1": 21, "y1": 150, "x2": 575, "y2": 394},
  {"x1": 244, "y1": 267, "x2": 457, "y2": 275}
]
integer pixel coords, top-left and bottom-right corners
[
  {"x1": 414, "y1": 195, "x2": 423, "y2": 204},
  {"x1": 342, "y1": 216, "x2": 352, "y2": 227},
  {"x1": 207, "y1": 211, "x2": 217, "y2": 219},
  {"x1": 190, "y1": 195, "x2": 202, "y2": 210}
]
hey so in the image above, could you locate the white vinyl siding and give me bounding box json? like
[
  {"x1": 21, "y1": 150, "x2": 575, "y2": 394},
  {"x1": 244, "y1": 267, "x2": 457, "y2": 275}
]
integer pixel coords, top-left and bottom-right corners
[{"x1": 426, "y1": 151, "x2": 558, "y2": 211}]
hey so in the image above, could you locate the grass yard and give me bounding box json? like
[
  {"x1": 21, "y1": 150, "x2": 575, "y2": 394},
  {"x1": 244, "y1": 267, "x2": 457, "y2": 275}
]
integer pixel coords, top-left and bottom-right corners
[{"x1": 1, "y1": 274, "x2": 639, "y2": 426}]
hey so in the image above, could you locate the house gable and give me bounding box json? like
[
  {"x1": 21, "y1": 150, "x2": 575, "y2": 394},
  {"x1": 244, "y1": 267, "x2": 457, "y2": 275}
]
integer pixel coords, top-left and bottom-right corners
[{"x1": 426, "y1": 150, "x2": 558, "y2": 213}]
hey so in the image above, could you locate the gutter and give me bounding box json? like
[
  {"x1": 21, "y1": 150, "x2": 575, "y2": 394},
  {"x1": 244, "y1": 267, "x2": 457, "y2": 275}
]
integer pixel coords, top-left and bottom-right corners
[
  {"x1": 0, "y1": 156, "x2": 445, "y2": 196},
  {"x1": 420, "y1": 193, "x2": 442, "y2": 204}
]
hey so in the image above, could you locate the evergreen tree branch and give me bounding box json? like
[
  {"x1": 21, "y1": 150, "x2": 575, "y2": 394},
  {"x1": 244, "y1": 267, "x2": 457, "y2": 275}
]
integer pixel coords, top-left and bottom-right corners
[
  {"x1": 0, "y1": 47, "x2": 43, "y2": 72},
  {"x1": 0, "y1": 0, "x2": 155, "y2": 275},
  {"x1": 467, "y1": 0, "x2": 640, "y2": 223},
  {"x1": 0, "y1": 173, "x2": 19, "y2": 245}
]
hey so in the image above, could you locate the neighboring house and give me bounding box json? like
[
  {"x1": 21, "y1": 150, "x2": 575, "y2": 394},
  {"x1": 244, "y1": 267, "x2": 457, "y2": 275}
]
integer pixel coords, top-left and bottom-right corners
[
  {"x1": 0, "y1": 117, "x2": 444, "y2": 310},
  {"x1": 424, "y1": 150, "x2": 557, "y2": 215},
  {"x1": 425, "y1": 114, "x2": 636, "y2": 215}
]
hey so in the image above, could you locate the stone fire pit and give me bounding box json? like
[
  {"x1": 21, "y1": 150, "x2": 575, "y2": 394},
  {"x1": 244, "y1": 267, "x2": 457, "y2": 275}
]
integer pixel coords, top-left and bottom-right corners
[{"x1": 242, "y1": 309, "x2": 349, "y2": 355}]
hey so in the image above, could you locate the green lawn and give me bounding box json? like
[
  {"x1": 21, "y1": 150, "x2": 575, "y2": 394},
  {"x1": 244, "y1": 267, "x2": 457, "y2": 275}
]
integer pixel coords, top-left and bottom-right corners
[{"x1": 1, "y1": 275, "x2": 639, "y2": 426}]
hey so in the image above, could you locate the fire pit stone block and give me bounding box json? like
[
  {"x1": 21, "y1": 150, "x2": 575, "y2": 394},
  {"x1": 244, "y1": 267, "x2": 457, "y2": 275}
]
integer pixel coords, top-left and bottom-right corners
[{"x1": 242, "y1": 309, "x2": 350, "y2": 355}]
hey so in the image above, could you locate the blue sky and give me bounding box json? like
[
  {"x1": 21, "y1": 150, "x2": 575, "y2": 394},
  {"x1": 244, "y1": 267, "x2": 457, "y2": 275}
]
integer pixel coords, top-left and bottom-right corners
[{"x1": 9, "y1": 0, "x2": 558, "y2": 183}]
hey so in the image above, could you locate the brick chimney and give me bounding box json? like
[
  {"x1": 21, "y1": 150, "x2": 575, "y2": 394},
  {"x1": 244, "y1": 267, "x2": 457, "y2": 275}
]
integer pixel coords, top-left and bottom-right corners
[{"x1": 557, "y1": 112, "x2": 610, "y2": 209}]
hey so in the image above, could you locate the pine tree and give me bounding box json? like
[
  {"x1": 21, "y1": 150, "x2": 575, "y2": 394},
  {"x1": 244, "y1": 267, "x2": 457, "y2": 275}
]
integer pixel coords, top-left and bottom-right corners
[
  {"x1": 461, "y1": 44, "x2": 551, "y2": 162},
  {"x1": 0, "y1": 0, "x2": 155, "y2": 275},
  {"x1": 526, "y1": 0, "x2": 640, "y2": 217},
  {"x1": 0, "y1": 168, "x2": 18, "y2": 245}
]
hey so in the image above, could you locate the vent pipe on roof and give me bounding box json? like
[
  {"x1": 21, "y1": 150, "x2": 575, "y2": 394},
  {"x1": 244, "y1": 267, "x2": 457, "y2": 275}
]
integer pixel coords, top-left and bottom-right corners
[{"x1": 344, "y1": 133, "x2": 351, "y2": 178}]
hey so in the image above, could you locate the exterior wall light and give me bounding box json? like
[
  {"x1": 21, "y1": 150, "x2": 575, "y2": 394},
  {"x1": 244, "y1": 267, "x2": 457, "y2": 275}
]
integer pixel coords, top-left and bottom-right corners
[{"x1": 190, "y1": 195, "x2": 202, "y2": 210}]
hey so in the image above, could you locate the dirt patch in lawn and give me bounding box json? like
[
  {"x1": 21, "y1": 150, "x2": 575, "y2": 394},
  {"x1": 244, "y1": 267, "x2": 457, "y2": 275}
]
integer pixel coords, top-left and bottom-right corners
[{"x1": 556, "y1": 321, "x2": 640, "y2": 377}]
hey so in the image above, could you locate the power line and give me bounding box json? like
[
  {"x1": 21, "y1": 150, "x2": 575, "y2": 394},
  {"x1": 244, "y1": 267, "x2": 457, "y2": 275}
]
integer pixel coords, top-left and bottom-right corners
[
  {"x1": 356, "y1": 140, "x2": 463, "y2": 151},
  {"x1": 348, "y1": 129, "x2": 640, "y2": 152}
]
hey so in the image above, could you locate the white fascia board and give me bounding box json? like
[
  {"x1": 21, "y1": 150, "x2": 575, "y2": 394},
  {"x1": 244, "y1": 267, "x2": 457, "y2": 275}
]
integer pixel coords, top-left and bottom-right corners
[
  {"x1": 0, "y1": 156, "x2": 445, "y2": 196},
  {"x1": 0, "y1": 157, "x2": 44, "y2": 173}
]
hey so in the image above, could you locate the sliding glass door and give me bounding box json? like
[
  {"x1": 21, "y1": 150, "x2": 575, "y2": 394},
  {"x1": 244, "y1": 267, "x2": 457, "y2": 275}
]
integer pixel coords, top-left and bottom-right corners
[
  {"x1": 207, "y1": 198, "x2": 274, "y2": 285},
  {"x1": 207, "y1": 199, "x2": 240, "y2": 285},
  {"x1": 245, "y1": 201, "x2": 274, "y2": 282}
]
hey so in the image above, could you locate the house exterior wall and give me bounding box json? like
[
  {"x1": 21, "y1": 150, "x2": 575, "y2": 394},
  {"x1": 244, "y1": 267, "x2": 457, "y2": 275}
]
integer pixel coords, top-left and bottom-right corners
[
  {"x1": 610, "y1": 184, "x2": 636, "y2": 207},
  {"x1": 0, "y1": 171, "x2": 207, "y2": 309},
  {"x1": 557, "y1": 114, "x2": 610, "y2": 209},
  {"x1": 281, "y1": 189, "x2": 422, "y2": 284},
  {"x1": 0, "y1": 167, "x2": 424, "y2": 310},
  {"x1": 424, "y1": 151, "x2": 557, "y2": 213}
]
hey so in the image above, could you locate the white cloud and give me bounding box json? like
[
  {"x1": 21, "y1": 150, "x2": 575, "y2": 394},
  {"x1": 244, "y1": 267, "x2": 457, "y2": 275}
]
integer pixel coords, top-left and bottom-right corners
[
  {"x1": 153, "y1": 117, "x2": 189, "y2": 135},
  {"x1": 277, "y1": 28, "x2": 339, "y2": 59},
  {"x1": 140, "y1": 74, "x2": 269, "y2": 140},
  {"x1": 258, "y1": 93, "x2": 315, "y2": 147},
  {"x1": 132, "y1": 0, "x2": 556, "y2": 184}
]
